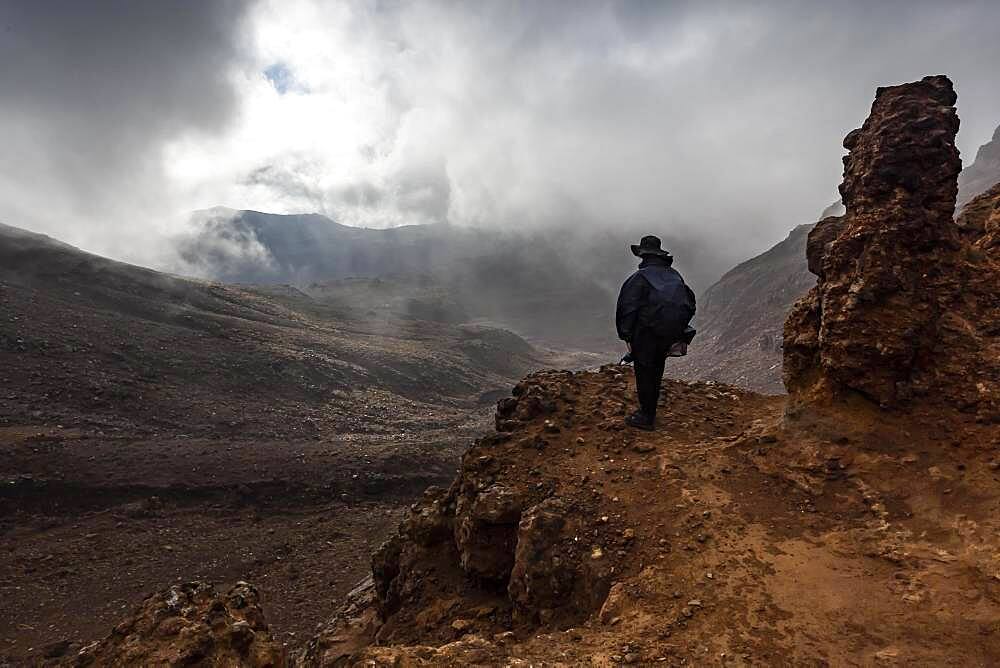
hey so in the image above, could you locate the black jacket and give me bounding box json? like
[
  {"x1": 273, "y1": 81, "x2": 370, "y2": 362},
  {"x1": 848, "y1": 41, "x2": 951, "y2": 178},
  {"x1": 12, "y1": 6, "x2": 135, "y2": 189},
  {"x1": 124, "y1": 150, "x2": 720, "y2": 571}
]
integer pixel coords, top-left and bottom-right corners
[{"x1": 615, "y1": 256, "x2": 696, "y2": 344}]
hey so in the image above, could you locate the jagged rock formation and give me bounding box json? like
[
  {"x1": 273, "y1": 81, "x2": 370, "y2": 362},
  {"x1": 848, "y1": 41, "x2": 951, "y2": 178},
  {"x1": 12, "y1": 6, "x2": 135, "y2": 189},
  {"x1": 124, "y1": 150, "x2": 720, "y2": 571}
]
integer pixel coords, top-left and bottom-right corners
[
  {"x1": 669, "y1": 224, "x2": 818, "y2": 393},
  {"x1": 958, "y1": 124, "x2": 1000, "y2": 208},
  {"x1": 70, "y1": 582, "x2": 285, "y2": 666},
  {"x1": 368, "y1": 370, "x2": 618, "y2": 645},
  {"x1": 784, "y1": 75, "x2": 999, "y2": 418},
  {"x1": 674, "y1": 122, "x2": 1000, "y2": 395}
]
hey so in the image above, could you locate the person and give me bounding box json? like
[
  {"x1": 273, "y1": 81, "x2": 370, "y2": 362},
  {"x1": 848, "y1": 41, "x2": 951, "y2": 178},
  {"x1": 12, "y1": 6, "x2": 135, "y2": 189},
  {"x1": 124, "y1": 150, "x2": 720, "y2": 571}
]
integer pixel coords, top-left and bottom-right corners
[{"x1": 615, "y1": 235, "x2": 696, "y2": 431}]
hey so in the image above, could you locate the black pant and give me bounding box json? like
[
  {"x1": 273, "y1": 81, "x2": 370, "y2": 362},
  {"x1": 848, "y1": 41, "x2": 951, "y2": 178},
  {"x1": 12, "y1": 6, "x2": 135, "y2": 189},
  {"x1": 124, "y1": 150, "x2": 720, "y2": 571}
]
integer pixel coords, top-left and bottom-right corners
[
  {"x1": 630, "y1": 327, "x2": 673, "y2": 419},
  {"x1": 634, "y1": 354, "x2": 667, "y2": 418}
]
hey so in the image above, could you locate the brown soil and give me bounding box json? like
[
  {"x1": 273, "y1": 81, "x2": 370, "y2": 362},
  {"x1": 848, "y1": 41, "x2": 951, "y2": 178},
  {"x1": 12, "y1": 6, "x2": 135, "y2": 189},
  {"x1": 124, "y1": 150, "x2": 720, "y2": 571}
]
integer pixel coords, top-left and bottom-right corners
[{"x1": 331, "y1": 367, "x2": 1000, "y2": 666}]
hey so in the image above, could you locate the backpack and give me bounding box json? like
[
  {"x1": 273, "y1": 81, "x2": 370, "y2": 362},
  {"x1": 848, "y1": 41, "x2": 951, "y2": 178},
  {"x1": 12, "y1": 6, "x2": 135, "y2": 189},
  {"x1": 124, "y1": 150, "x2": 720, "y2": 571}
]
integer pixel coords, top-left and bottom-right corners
[{"x1": 637, "y1": 266, "x2": 696, "y2": 343}]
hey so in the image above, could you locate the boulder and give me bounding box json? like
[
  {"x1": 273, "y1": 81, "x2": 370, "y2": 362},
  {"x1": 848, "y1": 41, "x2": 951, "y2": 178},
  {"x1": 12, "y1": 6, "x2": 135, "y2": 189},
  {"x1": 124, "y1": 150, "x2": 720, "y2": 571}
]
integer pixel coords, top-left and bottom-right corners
[
  {"x1": 454, "y1": 484, "x2": 524, "y2": 581},
  {"x1": 507, "y1": 498, "x2": 612, "y2": 625},
  {"x1": 507, "y1": 498, "x2": 576, "y2": 623},
  {"x1": 73, "y1": 582, "x2": 284, "y2": 667}
]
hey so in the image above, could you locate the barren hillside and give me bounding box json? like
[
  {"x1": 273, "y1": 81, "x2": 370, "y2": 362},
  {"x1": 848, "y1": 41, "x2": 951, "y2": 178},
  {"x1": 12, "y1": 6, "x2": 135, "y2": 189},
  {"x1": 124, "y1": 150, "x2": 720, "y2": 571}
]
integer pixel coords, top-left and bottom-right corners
[
  {"x1": 171, "y1": 209, "x2": 754, "y2": 354},
  {"x1": 0, "y1": 222, "x2": 601, "y2": 661},
  {"x1": 669, "y1": 223, "x2": 817, "y2": 393},
  {"x1": 958, "y1": 124, "x2": 1000, "y2": 209}
]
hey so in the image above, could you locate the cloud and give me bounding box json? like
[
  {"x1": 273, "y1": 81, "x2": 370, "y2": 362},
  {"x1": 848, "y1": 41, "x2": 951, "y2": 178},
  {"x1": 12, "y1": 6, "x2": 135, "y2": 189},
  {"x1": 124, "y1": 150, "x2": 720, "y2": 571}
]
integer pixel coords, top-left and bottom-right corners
[
  {"x1": 167, "y1": 0, "x2": 1000, "y2": 253},
  {"x1": 173, "y1": 208, "x2": 278, "y2": 281},
  {"x1": 2, "y1": 0, "x2": 1000, "y2": 278},
  {"x1": 0, "y1": 0, "x2": 252, "y2": 265}
]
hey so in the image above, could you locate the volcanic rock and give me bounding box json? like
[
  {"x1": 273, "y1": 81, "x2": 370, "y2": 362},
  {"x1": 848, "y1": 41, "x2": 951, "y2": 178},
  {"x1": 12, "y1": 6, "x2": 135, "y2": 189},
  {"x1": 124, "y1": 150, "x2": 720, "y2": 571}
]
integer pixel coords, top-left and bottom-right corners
[
  {"x1": 673, "y1": 120, "x2": 1000, "y2": 395},
  {"x1": 507, "y1": 496, "x2": 611, "y2": 625},
  {"x1": 292, "y1": 578, "x2": 381, "y2": 667},
  {"x1": 784, "y1": 75, "x2": 1000, "y2": 418},
  {"x1": 71, "y1": 581, "x2": 284, "y2": 666},
  {"x1": 454, "y1": 483, "x2": 524, "y2": 581},
  {"x1": 805, "y1": 215, "x2": 846, "y2": 278}
]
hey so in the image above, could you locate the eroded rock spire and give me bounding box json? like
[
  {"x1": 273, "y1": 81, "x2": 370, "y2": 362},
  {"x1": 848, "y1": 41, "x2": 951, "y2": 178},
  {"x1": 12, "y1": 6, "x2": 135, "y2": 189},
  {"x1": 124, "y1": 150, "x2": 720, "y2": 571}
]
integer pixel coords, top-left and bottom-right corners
[{"x1": 784, "y1": 75, "x2": 999, "y2": 419}]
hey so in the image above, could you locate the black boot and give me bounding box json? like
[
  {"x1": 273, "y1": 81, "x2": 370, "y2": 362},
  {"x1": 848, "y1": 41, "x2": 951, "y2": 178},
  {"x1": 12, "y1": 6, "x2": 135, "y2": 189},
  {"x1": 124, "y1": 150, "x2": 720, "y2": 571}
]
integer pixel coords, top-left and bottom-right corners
[{"x1": 626, "y1": 411, "x2": 654, "y2": 431}]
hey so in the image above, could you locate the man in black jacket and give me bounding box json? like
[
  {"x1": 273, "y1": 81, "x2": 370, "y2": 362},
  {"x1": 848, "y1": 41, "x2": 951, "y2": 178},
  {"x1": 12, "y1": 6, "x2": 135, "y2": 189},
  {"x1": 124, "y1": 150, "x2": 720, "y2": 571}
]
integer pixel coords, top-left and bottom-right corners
[{"x1": 615, "y1": 235, "x2": 696, "y2": 431}]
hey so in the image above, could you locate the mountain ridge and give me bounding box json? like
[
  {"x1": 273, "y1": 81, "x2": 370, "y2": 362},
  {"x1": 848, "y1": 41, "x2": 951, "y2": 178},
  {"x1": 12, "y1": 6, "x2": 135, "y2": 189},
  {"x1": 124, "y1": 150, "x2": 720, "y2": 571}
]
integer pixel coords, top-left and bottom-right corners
[{"x1": 958, "y1": 123, "x2": 1000, "y2": 208}]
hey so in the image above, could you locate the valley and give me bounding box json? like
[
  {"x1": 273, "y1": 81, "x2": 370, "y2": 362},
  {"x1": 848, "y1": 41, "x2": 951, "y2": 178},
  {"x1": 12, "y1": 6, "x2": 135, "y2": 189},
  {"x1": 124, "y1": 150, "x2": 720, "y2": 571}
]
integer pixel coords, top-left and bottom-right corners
[{"x1": 0, "y1": 222, "x2": 599, "y2": 660}]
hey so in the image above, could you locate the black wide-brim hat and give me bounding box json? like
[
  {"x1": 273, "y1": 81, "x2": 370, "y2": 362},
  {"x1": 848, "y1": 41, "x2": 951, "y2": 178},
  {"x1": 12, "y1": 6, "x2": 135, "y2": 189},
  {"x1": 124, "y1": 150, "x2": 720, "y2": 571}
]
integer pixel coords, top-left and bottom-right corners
[{"x1": 630, "y1": 234, "x2": 672, "y2": 258}]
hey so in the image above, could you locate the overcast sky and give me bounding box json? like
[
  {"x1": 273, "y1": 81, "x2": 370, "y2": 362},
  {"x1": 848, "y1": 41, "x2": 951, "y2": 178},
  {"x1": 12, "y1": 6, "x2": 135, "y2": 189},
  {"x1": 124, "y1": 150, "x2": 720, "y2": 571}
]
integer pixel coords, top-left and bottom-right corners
[{"x1": 2, "y1": 0, "x2": 999, "y2": 270}]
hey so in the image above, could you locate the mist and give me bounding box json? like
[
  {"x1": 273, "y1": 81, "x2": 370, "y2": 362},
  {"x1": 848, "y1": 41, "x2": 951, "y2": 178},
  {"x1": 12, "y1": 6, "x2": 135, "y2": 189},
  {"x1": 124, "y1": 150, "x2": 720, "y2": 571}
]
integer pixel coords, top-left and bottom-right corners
[{"x1": 2, "y1": 0, "x2": 1000, "y2": 279}]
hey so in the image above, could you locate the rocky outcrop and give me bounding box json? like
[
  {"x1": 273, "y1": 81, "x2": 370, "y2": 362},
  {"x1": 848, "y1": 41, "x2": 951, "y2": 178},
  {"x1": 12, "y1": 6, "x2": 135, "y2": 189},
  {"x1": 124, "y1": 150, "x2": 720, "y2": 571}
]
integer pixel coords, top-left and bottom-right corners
[
  {"x1": 805, "y1": 215, "x2": 846, "y2": 278},
  {"x1": 289, "y1": 368, "x2": 773, "y2": 665},
  {"x1": 292, "y1": 579, "x2": 381, "y2": 667},
  {"x1": 70, "y1": 582, "x2": 285, "y2": 666},
  {"x1": 784, "y1": 75, "x2": 1000, "y2": 419},
  {"x1": 672, "y1": 120, "x2": 1000, "y2": 395},
  {"x1": 365, "y1": 370, "x2": 620, "y2": 646},
  {"x1": 958, "y1": 124, "x2": 1000, "y2": 208}
]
